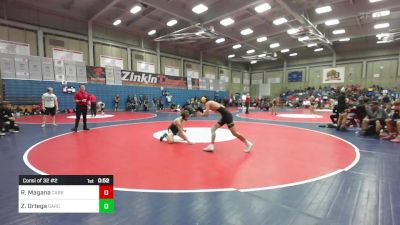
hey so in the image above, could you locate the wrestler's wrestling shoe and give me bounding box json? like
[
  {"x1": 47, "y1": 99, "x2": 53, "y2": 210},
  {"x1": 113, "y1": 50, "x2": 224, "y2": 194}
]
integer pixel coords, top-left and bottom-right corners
[
  {"x1": 244, "y1": 141, "x2": 253, "y2": 153},
  {"x1": 203, "y1": 144, "x2": 215, "y2": 152}
]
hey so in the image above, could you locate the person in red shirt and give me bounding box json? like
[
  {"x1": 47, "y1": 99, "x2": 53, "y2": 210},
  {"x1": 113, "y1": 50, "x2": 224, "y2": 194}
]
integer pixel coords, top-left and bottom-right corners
[
  {"x1": 89, "y1": 94, "x2": 97, "y2": 117},
  {"x1": 71, "y1": 84, "x2": 90, "y2": 132},
  {"x1": 245, "y1": 93, "x2": 251, "y2": 114}
]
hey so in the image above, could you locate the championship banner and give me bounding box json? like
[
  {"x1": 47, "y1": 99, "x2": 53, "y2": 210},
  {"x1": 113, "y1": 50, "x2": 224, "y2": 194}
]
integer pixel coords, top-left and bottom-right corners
[
  {"x1": 322, "y1": 67, "x2": 345, "y2": 83},
  {"x1": 159, "y1": 74, "x2": 187, "y2": 88},
  {"x1": 86, "y1": 66, "x2": 106, "y2": 84},
  {"x1": 121, "y1": 70, "x2": 187, "y2": 88}
]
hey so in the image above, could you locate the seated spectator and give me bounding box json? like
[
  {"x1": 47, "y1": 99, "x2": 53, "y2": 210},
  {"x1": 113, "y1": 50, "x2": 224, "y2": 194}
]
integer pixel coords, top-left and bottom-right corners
[
  {"x1": 382, "y1": 100, "x2": 400, "y2": 142},
  {"x1": 361, "y1": 101, "x2": 387, "y2": 136},
  {"x1": 330, "y1": 104, "x2": 339, "y2": 124},
  {"x1": 0, "y1": 101, "x2": 20, "y2": 136}
]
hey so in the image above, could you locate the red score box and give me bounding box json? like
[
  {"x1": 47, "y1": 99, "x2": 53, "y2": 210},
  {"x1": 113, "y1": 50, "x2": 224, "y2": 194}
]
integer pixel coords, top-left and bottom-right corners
[{"x1": 99, "y1": 185, "x2": 114, "y2": 199}]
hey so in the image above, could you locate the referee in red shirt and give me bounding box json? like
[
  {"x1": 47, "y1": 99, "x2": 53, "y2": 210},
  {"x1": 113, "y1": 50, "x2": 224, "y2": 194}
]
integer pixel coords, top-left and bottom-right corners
[{"x1": 71, "y1": 84, "x2": 90, "y2": 132}]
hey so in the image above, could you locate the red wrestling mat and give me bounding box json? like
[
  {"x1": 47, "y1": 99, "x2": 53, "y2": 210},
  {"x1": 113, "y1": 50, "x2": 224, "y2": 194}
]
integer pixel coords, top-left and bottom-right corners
[
  {"x1": 25, "y1": 121, "x2": 358, "y2": 192},
  {"x1": 238, "y1": 111, "x2": 332, "y2": 123},
  {"x1": 16, "y1": 112, "x2": 156, "y2": 124}
]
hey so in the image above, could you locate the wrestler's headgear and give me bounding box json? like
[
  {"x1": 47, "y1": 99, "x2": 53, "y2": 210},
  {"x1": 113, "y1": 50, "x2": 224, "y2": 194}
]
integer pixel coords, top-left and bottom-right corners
[{"x1": 200, "y1": 96, "x2": 208, "y2": 104}]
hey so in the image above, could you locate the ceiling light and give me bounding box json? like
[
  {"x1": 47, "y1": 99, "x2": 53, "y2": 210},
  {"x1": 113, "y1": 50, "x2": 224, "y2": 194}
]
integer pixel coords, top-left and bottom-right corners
[
  {"x1": 255, "y1": 3, "x2": 271, "y2": 13},
  {"x1": 374, "y1": 23, "x2": 390, "y2": 29},
  {"x1": 339, "y1": 38, "x2": 350, "y2": 42},
  {"x1": 369, "y1": 0, "x2": 383, "y2": 2},
  {"x1": 220, "y1": 17, "x2": 235, "y2": 26},
  {"x1": 167, "y1": 19, "x2": 178, "y2": 27},
  {"x1": 247, "y1": 49, "x2": 255, "y2": 54},
  {"x1": 332, "y1": 29, "x2": 345, "y2": 35},
  {"x1": 289, "y1": 53, "x2": 298, "y2": 56},
  {"x1": 298, "y1": 36, "x2": 309, "y2": 41},
  {"x1": 287, "y1": 28, "x2": 299, "y2": 35},
  {"x1": 307, "y1": 43, "x2": 317, "y2": 47},
  {"x1": 281, "y1": 49, "x2": 290, "y2": 53},
  {"x1": 215, "y1": 38, "x2": 225, "y2": 43},
  {"x1": 250, "y1": 60, "x2": 258, "y2": 64},
  {"x1": 130, "y1": 5, "x2": 142, "y2": 14},
  {"x1": 256, "y1": 36, "x2": 267, "y2": 42},
  {"x1": 192, "y1": 4, "x2": 208, "y2": 14},
  {"x1": 258, "y1": 53, "x2": 266, "y2": 57},
  {"x1": 315, "y1": 6, "x2": 332, "y2": 14},
  {"x1": 325, "y1": 19, "x2": 339, "y2": 26},
  {"x1": 113, "y1": 19, "x2": 121, "y2": 26},
  {"x1": 148, "y1": 29, "x2": 156, "y2": 35},
  {"x1": 273, "y1": 17, "x2": 288, "y2": 25},
  {"x1": 232, "y1": 44, "x2": 242, "y2": 49},
  {"x1": 270, "y1": 43, "x2": 280, "y2": 48},
  {"x1": 228, "y1": 54, "x2": 235, "y2": 58},
  {"x1": 240, "y1": 28, "x2": 253, "y2": 36},
  {"x1": 314, "y1": 48, "x2": 324, "y2": 52},
  {"x1": 372, "y1": 10, "x2": 390, "y2": 18}
]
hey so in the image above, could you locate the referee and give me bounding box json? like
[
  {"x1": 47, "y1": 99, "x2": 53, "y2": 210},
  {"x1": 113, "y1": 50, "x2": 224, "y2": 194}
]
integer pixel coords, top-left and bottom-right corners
[{"x1": 71, "y1": 84, "x2": 90, "y2": 132}]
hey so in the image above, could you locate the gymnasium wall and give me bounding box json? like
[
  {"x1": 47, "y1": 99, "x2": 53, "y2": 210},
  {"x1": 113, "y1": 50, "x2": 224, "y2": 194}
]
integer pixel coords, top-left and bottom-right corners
[
  {"x1": 251, "y1": 52, "x2": 400, "y2": 97},
  {"x1": 0, "y1": 25, "x2": 37, "y2": 55},
  {"x1": 131, "y1": 51, "x2": 158, "y2": 72},
  {"x1": 0, "y1": 22, "x2": 251, "y2": 95},
  {"x1": 3, "y1": 79, "x2": 228, "y2": 110},
  {"x1": 44, "y1": 34, "x2": 89, "y2": 65},
  {"x1": 94, "y1": 43, "x2": 128, "y2": 70},
  {"x1": 0, "y1": 0, "x2": 252, "y2": 95}
]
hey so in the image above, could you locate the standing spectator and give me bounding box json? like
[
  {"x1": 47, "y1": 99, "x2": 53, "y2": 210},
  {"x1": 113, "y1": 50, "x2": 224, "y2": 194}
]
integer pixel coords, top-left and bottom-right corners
[
  {"x1": 158, "y1": 97, "x2": 164, "y2": 110},
  {"x1": 166, "y1": 93, "x2": 172, "y2": 108},
  {"x1": 41, "y1": 87, "x2": 58, "y2": 127},
  {"x1": 153, "y1": 96, "x2": 158, "y2": 111},
  {"x1": 89, "y1": 94, "x2": 97, "y2": 117},
  {"x1": 114, "y1": 95, "x2": 120, "y2": 111},
  {"x1": 271, "y1": 98, "x2": 278, "y2": 115},
  {"x1": 71, "y1": 84, "x2": 90, "y2": 132},
  {"x1": 245, "y1": 93, "x2": 251, "y2": 114},
  {"x1": 336, "y1": 88, "x2": 348, "y2": 131},
  {"x1": 97, "y1": 101, "x2": 105, "y2": 115},
  {"x1": 142, "y1": 95, "x2": 148, "y2": 111}
]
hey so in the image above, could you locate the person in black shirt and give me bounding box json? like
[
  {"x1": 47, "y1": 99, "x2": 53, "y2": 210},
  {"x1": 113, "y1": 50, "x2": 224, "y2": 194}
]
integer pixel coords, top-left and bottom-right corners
[
  {"x1": 0, "y1": 101, "x2": 20, "y2": 136},
  {"x1": 330, "y1": 105, "x2": 339, "y2": 124}
]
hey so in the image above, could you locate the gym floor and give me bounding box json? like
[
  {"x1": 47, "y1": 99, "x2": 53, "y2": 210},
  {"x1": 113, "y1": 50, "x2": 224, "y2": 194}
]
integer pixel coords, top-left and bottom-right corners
[{"x1": 1, "y1": 109, "x2": 399, "y2": 225}]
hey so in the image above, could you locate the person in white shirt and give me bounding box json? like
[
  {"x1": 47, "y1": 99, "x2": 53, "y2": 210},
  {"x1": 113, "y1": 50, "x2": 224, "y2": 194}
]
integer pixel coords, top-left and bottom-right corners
[
  {"x1": 97, "y1": 101, "x2": 105, "y2": 115},
  {"x1": 302, "y1": 98, "x2": 311, "y2": 108},
  {"x1": 41, "y1": 87, "x2": 58, "y2": 127},
  {"x1": 166, "y1": 94, "x2": 172, "y2": 108}
]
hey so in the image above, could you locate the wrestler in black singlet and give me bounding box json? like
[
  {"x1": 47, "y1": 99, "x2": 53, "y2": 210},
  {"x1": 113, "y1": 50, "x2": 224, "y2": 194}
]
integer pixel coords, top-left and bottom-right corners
[{"x1": 216, "y1": 107, "x2": 234, "y2": 128}]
